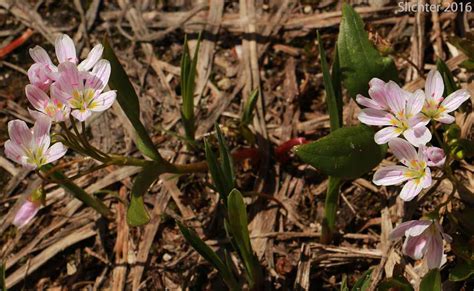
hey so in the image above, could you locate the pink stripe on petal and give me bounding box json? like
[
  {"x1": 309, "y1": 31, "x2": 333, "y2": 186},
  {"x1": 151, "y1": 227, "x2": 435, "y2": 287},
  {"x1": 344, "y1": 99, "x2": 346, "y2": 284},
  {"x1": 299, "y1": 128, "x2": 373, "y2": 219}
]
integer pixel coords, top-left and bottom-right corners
[
  {"x1": 50, "y1": 83, "x2": 72, "y2": 103},
  {"x1": 388, "y1": 138, "x2": 417, "y2": 166},
  {"x1": 385, "y1": 81, "x2": 406, "y2": 115},
  {"x1": 426, "y1": 234, "x2": 444, "y2": 269},
  {"x1": 55, "y1": 34, "x2": 77, "y2": 64},
  {"x1": 374, "y1": 126, "x2": 400, "y2": 144},
  {"x1": 87, "y1": 60, "x2": 111, "y2": 91},
  {"x1": 403, "y1": 235, "x2": 428, "y2": 260},
  {"x1": 4, "y1": 140, "x2": 26, "y2": 165},
  {"x1": 356, "y1": 95, "x2": 384, "y2": 110},
  {"x1": 425, "y1": 70, "x2": 444, "y2": 102},
  {"x1": 78, "y1": 44, "x2": 103, "y2": 71},
  {"x1": 45, "y1": 142, "x2": 67, "y2": 164},
  {"x1": 368, "y1": 83, "x2": 388, "y2": 108},
  {"x1": 90, "y1": 91, "x2": 116, "y2": 112},
  {"x1": 29, "y1": 46, "x2": 53, "y2": 65},
  {"x1": 435, "y1": 113, "x2": 455, "y2": 124},
  {"x1": 373, "y1": 165, "x2": 410, "y2": 186},
  {"x1": 389, "y1": 220, "x2": 421, "y2": 240},
  {"x1": 403, "y1": 126, "x2": 432, "y2": 147},
  {"x1": 71, "y1": 109, "x2": 92, "y2": 121},
  {"x1": 358, "y1": 108, "x2": 392, "y2": 126},
  {"x1": 8, "y1": 120, "x2": 32, "y2": 148},
  {"x1": 57, "y1": 62, "x2": 83, "y2": 91},
  {"x1": 404, "y1": 221, "x2": 432, "y2": 237},
  {"x1": 13, "y1": 200, "x2": 40, "y2": 228},
  {"x1": 406, "y1": 89, "x2": 425, "y2": 116},
  {"x1": 25, "y1": 84, "x2": 49, "y2": 111},
  {"x1": 441, "y1": 89, "x2": 470, "y2": 113},
  {"x1": 32, "y1": 116, "x2": 51, "y2": 149},
  {"x1": 399, "y1": 179, "x2": 423, "y2": 201}
]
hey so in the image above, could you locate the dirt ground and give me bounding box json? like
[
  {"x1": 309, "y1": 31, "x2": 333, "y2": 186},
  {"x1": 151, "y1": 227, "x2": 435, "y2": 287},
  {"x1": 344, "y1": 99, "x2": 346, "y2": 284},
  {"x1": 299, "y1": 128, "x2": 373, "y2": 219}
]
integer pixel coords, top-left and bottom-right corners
[{"x1": 0, "y1": 0, "x2": 473, "y2": 290}]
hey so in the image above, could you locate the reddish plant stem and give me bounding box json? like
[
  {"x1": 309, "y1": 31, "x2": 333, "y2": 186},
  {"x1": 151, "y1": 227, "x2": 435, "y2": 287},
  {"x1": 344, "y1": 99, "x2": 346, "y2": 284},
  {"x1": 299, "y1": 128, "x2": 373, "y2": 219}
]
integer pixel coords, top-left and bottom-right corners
[{"x1": 0, "y1": 28, "x2": 34, "y2": 59}]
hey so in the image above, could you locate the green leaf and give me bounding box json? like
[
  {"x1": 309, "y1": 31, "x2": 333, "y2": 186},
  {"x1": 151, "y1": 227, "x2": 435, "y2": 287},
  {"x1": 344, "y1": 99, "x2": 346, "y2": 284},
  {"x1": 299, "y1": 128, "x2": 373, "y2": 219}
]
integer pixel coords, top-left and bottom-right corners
[
  {"x1": 318, "y1": 31, "x2": 341, "y2": 130},
  {"x1": 42, "y1": 164, "x2": 112, "y2": 218},
  {"x1": 180, "y1": 34, "x2": 202, "y2": 142},
  {"x1": 241, "y1": 89, "x2": 259, "y2": 126},
  {"x1": 177, "y1": 221, "x2": 240, "y2": 291},
  {"x1": 0, "y1": 261, "x2": 5, "y2": 291},
  {"x1": 352, "y1": 268, "x2": 373, "y2": 291},
  {"x1": 436, "y1": 59, "x2": 458, "y2": 96},
  {"x1": 449, "y1": 260, "x2": 474, "y2": 282},
  {"x1": 295, "y1": 125, "x2": 387, "y2": 179},
  {"x1": 420, "y1": 269, "x2": 441, "y2": 291},
  {"x1": 321, "y1": 176, "x2": 342, "y2": 243},
  {"x1": 103, "y1": 38, "x2": 163, "y2": 162},
  {"x1": 204, "y1": 139, "x2": 230, "y2": 202},
  {"x1": 332, "y1": 45, "x2": 343, "y2": 120},
  {"x1": 378, "y1": 275, "x2": 414, "y2": 291},
  {"x1": 216, "y1": 124, "x2": 235, "y2": 191},
  {"x1": 227, "y1": 189, "x2": 263, "y2": 289},
  {"x1": 126, "y1": 163, "x2": 162, "y2": 226},
  {"x1": 341, "y1": 274, "x2": 349, "y2": 291},
  {"x1": 337, "y1": 3, "x2": 398, "y2": 99}
]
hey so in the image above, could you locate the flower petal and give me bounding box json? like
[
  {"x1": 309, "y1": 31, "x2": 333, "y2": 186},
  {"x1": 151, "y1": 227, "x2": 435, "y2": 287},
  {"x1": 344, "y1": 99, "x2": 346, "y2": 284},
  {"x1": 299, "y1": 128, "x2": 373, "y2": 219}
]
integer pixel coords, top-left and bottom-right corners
[
  {"x1": 13, "y1": 200, "x2": 40, "y2": 228},
  {"x1": 86, "y1": 60, "x2": 111, "y2": 92},
  {"x1": 90, "y1": 91, "x2": 116, "y2": 112},
  {"x1": 4, "y1": 140, "x2": 26, "y2": 165},
  {"x1": 32, "y1": 116, "x2": 51, "y2": 150},
  {"x1": 406, "y1": 89, "x2": 425, "y2": 116},
  {"x1": 420, "y1": 167, "x2": 432, "y2": 188},
  {"x1": 435, "y1": 113, "x2": 455, "y2": 124},
  {"x1": 78, "y1": 44, "x2": 104, "y2": 71},
  {"x1": 25, "y1": 84, "x2": 49, "y2": 111},
  {"x1": 358, "y1": 108, "x2": 393, "y2": 126},
  {"x1": 71, "y1": 109, "x2": 92, "y2": 121},
  {"x1": 29, "y1": 46, "x2": 53, "y2": 66},
  {"x1": 426, "y1": 234, "x2": 444, "y2": 269},
  {"x1": 425, "y1": 69, "x2": 444, "y2": 103},
  {"x1": 45, "y1": 142, "x2": 67, "y2": 164},
  {"x1": 373, "y1": 165, "x2": 410, "y2": 186},
  {"x1": 368, "y1": 81, "x2": 388, "y2": 108},
  {"x1": 374, "y1": 127, "x2": 401, "y2": 144},
  {"x1": 404, "y1": 220, "x2": 432, "y2": 237},
  {"x1": 385, "y1": 81, "x2": 406, "y2": 116},
  {"x1": 55, "y1": 34, "x2": 77, "y2": 64},
  {"x1": 8, "y1": 119, "x2": 32, "y2": 148},
  {"x1": 403, "y1": 126, "x2": 432, "y2": 146},
  {"x1": 441, "y1": 89, "x2": 471, "y2": 113},
  {"x1": 356, "y1": 94, "x2": 385, "y2": 110},
  {"x1": 399, "y1": 179, "x2": 423, "y2": 201},
  {"x1": 388, "y1": 137, "x2": 417, "y2": 167},
  {"x1": 50, "y1": 83, "x2": 72, "y2": 103},
  {"x1": 403, "y1": 234, "x2": 428, "y2": 260},
  {"x1": 389, "y1": 220, "x2": 424, "y2": 240}
]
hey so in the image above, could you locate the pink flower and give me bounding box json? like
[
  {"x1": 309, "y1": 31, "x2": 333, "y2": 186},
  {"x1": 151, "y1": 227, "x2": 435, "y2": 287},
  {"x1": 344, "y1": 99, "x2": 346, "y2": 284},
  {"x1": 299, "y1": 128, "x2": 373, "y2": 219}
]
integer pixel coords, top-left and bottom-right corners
[
  {"x1": 357, "y1": 80, "x2": 431, "y2": 146},
  {"x1": 13, "y1": 200, "x2": 41, "y2": 228},
  {"x1": 51, "y1": 61, "x2": 116, "y2": 121},
  {"x1": 373, "y1": 138, "x2": 432, "y2": 201},
  {"x1": 28, "y1": 34, "x2": 104, "y2": 91},
  {"x1": 390, "y1": 219, "x2": 451, "y2": 269},
  {"x1": 25, "y1": 84, "x2": 70, "y2": 122},
  {"x1": 424, "y1": 146, "x2": 446, "y2": 167},
  {"x1": 4, "y1": 116, "x2": 67, "y2": 169},
  {"x1": 421, "y1": 70, "x2": 471, "y2": 124}
]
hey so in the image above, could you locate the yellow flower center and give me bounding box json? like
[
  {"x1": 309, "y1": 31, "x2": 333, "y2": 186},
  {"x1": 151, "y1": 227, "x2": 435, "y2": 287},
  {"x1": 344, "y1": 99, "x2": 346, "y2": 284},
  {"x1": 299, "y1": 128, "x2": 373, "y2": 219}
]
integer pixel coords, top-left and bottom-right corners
[{"x1": 70, "y1": 88, "x2": 97, "y2": 111}]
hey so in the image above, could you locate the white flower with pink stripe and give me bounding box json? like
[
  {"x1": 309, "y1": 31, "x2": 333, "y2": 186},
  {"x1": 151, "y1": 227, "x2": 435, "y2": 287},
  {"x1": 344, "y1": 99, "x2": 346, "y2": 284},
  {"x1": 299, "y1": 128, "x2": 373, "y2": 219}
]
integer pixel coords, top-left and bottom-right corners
[
  {"x1": 390, "y1": 219, "x2": 451, "y2": 269},
  {"x1": 357, "y1": 80, "x2": 431, "y2": 146},
  {"x1": 373, "y1": 138, "x2": 432, "y2": 201},
  {"x1": 420, "y1": 70, "x2": 471, "y2": 124},
  {"x1": 4, "y1": 116, "x2": 67, "y2": 169}
]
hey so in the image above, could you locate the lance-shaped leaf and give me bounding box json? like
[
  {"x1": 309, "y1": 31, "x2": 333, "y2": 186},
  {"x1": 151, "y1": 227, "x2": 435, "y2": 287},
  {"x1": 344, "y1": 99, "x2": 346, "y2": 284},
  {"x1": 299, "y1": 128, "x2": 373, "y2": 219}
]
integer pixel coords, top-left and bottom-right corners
[
  {"x1": 337, "y1": 3, "x2": 398, "y2": 99},
  {"x1": 332, "y1": 45, "x2": 343, "y2": 116},
  {"x1": 180, "y1": 35, "x2": 201, "y2": 142},
  {"x1": 436, "y1": 59, "x2": 458, "y2": 96},
  {"x1": 318, "y1": 31, "x2": 341, "y2": 130},
  {"x1": 42, "y1": 164, "x2": 112, "y2": 218},
  {"x1": 103, "y1": 38, "x2": 163, "y2": 162},
  {"x1": 177, "y1": 221, "x2": 240, "y2": 291},
  {"x1": 295, "y1": 125, "x2": 387, "y2": 179},
  {"x1": 204, "y1": 125, "x2": 235, "y2": 202},
  {"x1": 420, "y1": 268, "x2": 441, "y2": 291},
  {"x1": 126, "y1": 163, "x2": 162, "y2": 226},
  {"x1": 378, "y1": 276, "x2": 414, "y2": 291},
  {"x1": 351, "y1": 268, "x2": 373, "y2": 291},
  {"x1": 226, "y1": 189, "x2": 263, "y2": 290},
  {"x1": 321, "y1": 176, "x2": 341, "y2": 244},
  {"x1": 241, "y1": 89, "x2": 259, "y2": 127}
]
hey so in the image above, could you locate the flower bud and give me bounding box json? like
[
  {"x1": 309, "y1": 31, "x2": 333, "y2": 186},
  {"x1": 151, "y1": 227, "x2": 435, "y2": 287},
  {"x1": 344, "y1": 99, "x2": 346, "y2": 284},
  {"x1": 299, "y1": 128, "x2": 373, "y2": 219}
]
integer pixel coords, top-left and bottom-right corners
[
  {"x1": 12, "y1": 188, "x2": 43, "y2": 228},
  {"x1": 425, "y1": 146, "x2": 446, "y2": 167}
]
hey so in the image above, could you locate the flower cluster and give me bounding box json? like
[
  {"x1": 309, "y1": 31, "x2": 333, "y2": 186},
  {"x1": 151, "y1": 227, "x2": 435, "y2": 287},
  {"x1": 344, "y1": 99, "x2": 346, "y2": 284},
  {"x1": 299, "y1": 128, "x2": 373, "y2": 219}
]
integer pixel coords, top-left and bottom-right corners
[
  {"x1": 358, "y1": 70, "x2": 470, "y2": 201},
  {"x1": 4, "y1": 34, "x2": 116, "y2": 227},
  {"x1": 358, "y1": 70, "x2": 471, "y2": 270}
]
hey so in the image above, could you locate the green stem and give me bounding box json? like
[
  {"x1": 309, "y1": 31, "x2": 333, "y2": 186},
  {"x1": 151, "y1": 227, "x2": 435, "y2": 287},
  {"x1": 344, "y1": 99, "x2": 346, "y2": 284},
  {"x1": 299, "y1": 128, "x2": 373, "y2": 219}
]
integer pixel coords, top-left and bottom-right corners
[{"x1": 321, "y1": 176, "x2": 342, "y2": 244}]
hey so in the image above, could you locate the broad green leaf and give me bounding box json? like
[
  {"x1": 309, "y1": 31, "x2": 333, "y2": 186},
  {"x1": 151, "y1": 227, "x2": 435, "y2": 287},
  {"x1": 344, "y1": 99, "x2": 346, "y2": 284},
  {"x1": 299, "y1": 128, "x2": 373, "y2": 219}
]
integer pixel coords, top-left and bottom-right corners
[
  {"x1": 177, "y1": 221, "x2": 240, "y2": 291},
  {"x1": 103, "y1": 39, "x2": 163, "y2": 162},
  {"x1": 227, "y1": 189, "x2": 263, "y2": 289},
  {"x1": 352, "y1": 268, "x2": 373, "y2": 291},
  {"x1": 337, "y1": 3, "x2": 398, "y2": 99},
  {"x1": 436, "y1": 59, "x2": 458, "y2": 96},
  {"x1": 0, "y1": 261, "x2": 5, "y2": 291},
  {"x1": 318, "y1": 31, "x2": 341, "y2": 130},
  {"x1": 241, "y1": 89, "x2": 259, "y2": 126},
  {"x1": 449, "y1": 260, "x2": 474, "y2": 282},
  {"x1": 216, "y1": 124, "x2": 235, "y2": 191},
  {"x1": 321, "y1": 176, "x2": 342, "y2": 244},
  {"x1": 126, "y1": 163, "x2": 162, "y2": 226},
  {"x1": 420, "y1": 269, "x2": 441, "y2": 291},
  {"x1": 295, "y1": 125, "x2": 387, "y2": 179},
  {"x1": 42, "y1": 164, "x2": 111, "y2": 218},
  {"x1": 378, "y1": 275, "x2": 414, "y2": 291}
]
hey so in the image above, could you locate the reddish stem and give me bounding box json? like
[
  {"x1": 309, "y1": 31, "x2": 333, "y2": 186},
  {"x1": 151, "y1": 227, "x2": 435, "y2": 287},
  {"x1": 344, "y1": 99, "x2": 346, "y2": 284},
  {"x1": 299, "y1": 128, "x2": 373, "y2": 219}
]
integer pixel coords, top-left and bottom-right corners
[{"x1": 0, "y1": 28, "x2": 34, "y2": 59}]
